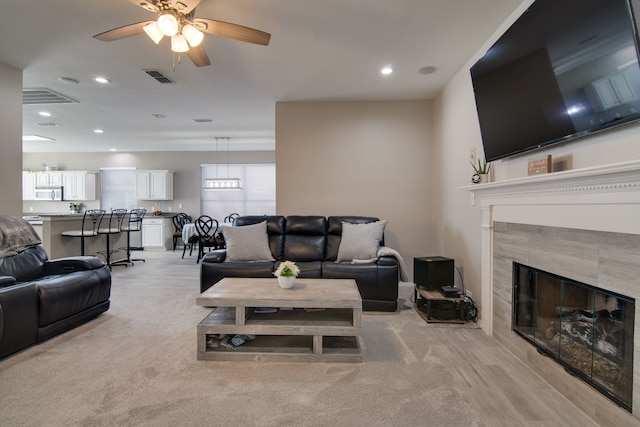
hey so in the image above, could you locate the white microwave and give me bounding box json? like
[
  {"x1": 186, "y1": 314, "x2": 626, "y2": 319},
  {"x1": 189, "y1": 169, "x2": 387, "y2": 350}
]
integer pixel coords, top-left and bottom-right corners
[{"x1": 34, "y1": 187, "x2": 64, "y2": 201}]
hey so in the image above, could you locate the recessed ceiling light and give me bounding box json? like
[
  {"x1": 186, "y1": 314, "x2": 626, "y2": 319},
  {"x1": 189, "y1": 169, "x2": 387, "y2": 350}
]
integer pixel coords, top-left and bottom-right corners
[
  {"x1": 110, "y1": 148, "x2": 118, "y2": 152},
  {"x1": 93, "y1": 77, "x2": 110, "y2": 84},
  {"x1": 23, "y1": 135, "x2": 55, "y2": 141},
  {"x1": 35, "y1": 122, "x2": 58, "y2": 127},
  {"x1": 38, "y1": 111, "x2": 52, "y2": 117},
  {"x1": 381, "y1": 66, "x2": 393, "y2": 75},
  {"x1": 94, "y1": 129, "x2": 104, "y2": 134},
  {"x1": 418, "y1": 66, "x2": 436, "y2": 75}
]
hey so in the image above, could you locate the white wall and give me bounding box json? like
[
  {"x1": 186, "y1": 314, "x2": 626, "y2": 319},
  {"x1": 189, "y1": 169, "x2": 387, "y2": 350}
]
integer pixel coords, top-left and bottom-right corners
[
  {"x1": 433, "y1": 0, "x2": 640, "y2": 317},
  {"x1": 0, "y1": 62, "x2": 23, "y2": 217}
]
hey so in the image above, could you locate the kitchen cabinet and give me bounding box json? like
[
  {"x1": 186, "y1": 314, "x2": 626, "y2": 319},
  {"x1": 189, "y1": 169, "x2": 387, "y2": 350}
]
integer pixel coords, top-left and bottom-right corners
[
  {"x1": 36, "y1": 171, "x2": 63, "y2": 187},
  {"x1": 63, "y1": 171, "x2": 96, "y2": 200},
  {"x1": 24, "y1": 170, "x2": 96, "y2": 201},
  {"x1": 136, "y1": 170, "x2": 174, "y2": 200},
  {"x1": 142, "y1": 217, "x2": 165, "y2": 248},
  {"x1": 22, "y1": 172, "x2": 37, "y2": 200}
]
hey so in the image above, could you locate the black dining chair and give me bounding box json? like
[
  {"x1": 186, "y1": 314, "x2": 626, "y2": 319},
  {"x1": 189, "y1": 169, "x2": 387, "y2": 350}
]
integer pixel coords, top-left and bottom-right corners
[
  {"x1": 181, "y1": 215, "x2": 200, "y2": 259},
  {"x1": 224, "y1": 213, "x2": 239, "y2": 225},
  {"x1": 172, "y1": 212, "x2": 189, "y2": 251},
  {"x1": 97, "y1": 208, "x2": 128, "y2": 268},
  {"x1": 61, "y1": 209, "x2": 106, "y2": 256},
  {"x1": 194, "y1": 215, "x2": 222, "y2": 263}
]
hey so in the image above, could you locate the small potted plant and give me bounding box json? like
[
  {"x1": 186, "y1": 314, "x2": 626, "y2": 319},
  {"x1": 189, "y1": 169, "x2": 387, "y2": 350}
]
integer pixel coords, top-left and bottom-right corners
[
  {"x1": 471, "y1": 158, "x2": 491, "y2": 184},
  {"x1": 273, "y1": 260, "x2": 300, "y2": 289},
  {"x1": 69, "y1": 202, "x2": 81, "y2": 213}
]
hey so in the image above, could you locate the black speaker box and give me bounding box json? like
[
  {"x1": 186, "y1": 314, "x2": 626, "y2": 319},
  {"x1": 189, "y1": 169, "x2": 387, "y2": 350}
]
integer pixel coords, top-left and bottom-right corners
[{"x1": 414, "y1": 256, "x2": 454, "y2": 291}]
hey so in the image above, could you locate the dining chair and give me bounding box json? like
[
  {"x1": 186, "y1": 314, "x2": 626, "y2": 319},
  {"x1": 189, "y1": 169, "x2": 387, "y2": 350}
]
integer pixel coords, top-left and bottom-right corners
[
  {"x1": 194, "y1": 215, "x2": 221, "y2": 263},
  {"x1": 172, "y1": 212, "x2": 188, "y2": 251},
  {"x1": 181, "y1": 215, "x2": 200, "y2": 259},
  {"x1": 61, "y1": 209, "x2": 106, "y2": 256},
  {"x1": 224, "y1": 212, "x2": 239, "y2": 225}
]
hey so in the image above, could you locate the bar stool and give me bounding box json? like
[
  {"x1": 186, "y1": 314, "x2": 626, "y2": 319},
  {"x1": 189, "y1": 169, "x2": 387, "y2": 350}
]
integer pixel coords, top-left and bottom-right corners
[
  {"x1": 97, "y1": 209, "x2": 128, "y2": 268},
  {"x1": 112, "y1": 208, "x2": 146, "y2": 266},
  {"x1": 61, "y1": 209, "x2": 106, "y2": 256}
]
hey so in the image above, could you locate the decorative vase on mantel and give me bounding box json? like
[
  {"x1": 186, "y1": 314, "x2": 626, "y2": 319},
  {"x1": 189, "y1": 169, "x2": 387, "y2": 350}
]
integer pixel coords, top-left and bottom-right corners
[
  {"x1": 277, "y1": 276, "x2": 295, "y2": 289},
  {"x1": 479, "y1": 173, "x2": 489, "y2": 184}
]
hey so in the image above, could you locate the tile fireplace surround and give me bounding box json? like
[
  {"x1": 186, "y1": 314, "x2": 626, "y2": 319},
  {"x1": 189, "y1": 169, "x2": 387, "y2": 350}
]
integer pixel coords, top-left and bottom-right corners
[{"x1": 466, "y1": 160, "x2": 640, "y2": 424}]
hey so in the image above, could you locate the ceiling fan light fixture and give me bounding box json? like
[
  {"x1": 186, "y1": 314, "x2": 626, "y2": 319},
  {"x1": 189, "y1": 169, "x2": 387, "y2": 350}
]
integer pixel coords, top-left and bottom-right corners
[
  {"x1": 143, "y1": 21, "x2": 164, "y2": 44},
  {"x1": 171, "y1": 34, "x2": 190, "y2": 52},
  {"x1": 157, "y1": 12, "x2": 179, "y2": 36},
  {"x1": 182, "y1": 24, "x2": 204, "y2": 47}
]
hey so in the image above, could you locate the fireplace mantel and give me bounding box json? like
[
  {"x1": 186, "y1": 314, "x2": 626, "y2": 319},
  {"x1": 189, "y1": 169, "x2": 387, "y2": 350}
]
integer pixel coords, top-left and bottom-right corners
[
  {"x1": 462, "y1": 160, "x2": 640, "y2": 335},
  {"x1": 463, "y1": 159, "x2": 640, "y2": 209}
]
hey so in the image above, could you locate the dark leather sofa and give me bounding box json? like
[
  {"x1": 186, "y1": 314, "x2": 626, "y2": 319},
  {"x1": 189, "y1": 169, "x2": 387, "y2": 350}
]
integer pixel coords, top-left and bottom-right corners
[
  {"x1": 200, "y1": 215, "x2": 399, "y2": 311},
  {"x1": 0, "y1": 218, "x2": 111, "y2": 359}
]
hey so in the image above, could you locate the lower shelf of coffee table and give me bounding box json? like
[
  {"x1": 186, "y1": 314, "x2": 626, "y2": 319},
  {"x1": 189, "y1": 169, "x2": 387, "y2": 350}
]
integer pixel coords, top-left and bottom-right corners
[{"x1": 197, "y1": 307, "x2": 363, "y2": 362}]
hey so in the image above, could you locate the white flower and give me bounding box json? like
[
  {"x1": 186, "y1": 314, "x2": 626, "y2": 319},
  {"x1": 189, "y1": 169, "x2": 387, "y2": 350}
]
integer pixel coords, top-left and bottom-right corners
[{"x1": 274, "y1": 260, "x2": 300, "y2": 278}]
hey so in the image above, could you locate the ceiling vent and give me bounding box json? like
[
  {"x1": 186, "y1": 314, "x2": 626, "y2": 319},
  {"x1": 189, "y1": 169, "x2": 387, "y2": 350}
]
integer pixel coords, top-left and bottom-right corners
[
  {"x1": 23, "y1": 88, "x2": 77, "y2": 105},
  {"x1": 144, "y1": 70, "x2": 174, "y2": 84},
  {"x1": 193, "y1": 118, "x2": 214, "y2": 123}
]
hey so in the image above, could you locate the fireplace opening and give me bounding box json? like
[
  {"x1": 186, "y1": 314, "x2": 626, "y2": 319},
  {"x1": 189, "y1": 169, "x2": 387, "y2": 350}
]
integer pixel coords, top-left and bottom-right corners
[{"x1": 513, "y1": 263, "x2": 635, "y2": 411}]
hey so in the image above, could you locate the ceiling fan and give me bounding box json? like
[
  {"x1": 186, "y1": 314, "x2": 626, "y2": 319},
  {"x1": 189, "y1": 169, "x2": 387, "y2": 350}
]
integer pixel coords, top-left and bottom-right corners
[{"x1": 93, "y1": 0, "x2": 271, "y2": 67}]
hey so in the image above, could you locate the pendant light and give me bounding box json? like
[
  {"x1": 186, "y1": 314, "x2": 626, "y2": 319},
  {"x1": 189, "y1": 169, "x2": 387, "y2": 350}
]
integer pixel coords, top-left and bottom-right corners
[{"x1": 203, "y1": 138, "x2": 243, "y2": 189}]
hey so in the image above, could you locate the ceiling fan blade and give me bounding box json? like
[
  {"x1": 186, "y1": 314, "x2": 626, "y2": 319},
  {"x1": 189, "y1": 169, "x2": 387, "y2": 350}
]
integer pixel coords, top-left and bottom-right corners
[
  {"x1": 193, "y1": 18, "x2": 271, "y2": 45},
  {"x1": 186, "y1": 44, "x2": 211, "y2": 67},
  {"x1": 94, "y1": 21, "x2": 155, "y2": 42}
]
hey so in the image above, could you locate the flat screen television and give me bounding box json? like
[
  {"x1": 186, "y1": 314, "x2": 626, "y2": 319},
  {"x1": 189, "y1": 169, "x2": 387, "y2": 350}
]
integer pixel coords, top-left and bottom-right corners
[{"x1": 470, "y1": 0, "x2": 640, "y2": 162}]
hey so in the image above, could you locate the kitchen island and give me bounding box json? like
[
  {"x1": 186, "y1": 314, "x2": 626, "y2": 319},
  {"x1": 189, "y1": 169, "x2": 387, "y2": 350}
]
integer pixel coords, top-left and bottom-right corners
[
  {"x1": 36, "y1": 212, "x2": 176, "y2": 259},
  {"x1": 39, "y1": 213, "x2": 129, "y2": 260}
]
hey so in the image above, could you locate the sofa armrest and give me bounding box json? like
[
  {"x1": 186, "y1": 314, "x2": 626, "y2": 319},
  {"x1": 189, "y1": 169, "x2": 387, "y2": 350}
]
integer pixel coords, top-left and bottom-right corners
[
  {"x1": 201, "y1": 250, "x2": 226, "y2": 263},
  {"x1": 0, "y1": 276, "x2": 17, "y2": 288},
  {"x1": 377, "y1": 256, "x2": 399, "y2": 267},
  {"x1": 44, "y1": 256, "x2": 106, "y2": 275}
]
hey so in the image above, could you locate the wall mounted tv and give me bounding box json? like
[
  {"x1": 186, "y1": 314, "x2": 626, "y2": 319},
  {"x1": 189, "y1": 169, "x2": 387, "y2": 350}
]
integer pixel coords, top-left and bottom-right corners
[{"x1": 470, "y1": 0, "x2": 640, "y2": 162}]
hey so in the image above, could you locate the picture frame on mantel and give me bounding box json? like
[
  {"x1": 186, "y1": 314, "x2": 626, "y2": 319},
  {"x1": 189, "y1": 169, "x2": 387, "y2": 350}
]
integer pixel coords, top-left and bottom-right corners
[{"x1": 528, "y1": 155, "x2": 552, "y2": 175}]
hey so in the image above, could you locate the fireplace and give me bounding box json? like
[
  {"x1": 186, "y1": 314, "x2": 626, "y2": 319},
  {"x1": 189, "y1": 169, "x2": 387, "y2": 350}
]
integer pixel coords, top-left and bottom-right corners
[
  {"x1": 465, "y1": 160, "x2": 640, "y2": 423},
  {"x1": 513, "y1": 263, "x2": 634, "y2": 410}
]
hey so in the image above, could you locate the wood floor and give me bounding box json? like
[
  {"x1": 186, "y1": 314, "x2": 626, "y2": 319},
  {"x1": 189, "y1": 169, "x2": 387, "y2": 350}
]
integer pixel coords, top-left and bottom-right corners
[{"x1": 134, "y1": 250, "x2": 639, "y2": 426}]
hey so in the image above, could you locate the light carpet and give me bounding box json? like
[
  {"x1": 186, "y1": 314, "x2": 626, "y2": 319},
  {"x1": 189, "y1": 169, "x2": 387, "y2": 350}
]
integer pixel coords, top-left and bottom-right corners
[{"x1": 0, "y1": 251, "x2": 483, "y2": 427}]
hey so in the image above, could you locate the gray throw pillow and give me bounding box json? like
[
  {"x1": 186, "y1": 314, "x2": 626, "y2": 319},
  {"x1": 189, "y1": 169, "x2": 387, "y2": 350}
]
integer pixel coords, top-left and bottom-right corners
[
  {"x1": 222, "y1": 221, "x2": 275, "y2": 262},
  {"x1": 336, "y1": 220, "x2": 387, "y2": 262}
]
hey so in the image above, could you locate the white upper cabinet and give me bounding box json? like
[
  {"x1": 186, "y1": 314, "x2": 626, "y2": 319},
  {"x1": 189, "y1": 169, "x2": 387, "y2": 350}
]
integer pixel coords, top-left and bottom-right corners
[
  {"x1": 35, "y1": 171, "x2": 63, "y2": 186},
  {"x1": 135, "y1": 170, "x2": 174, "y2": 200},
  {"x1": 63, "y1": 171, "x2": 96, "y2": 201},
  {"x1": 24, "y1": 171, "x2": 96, "y2": 201}
]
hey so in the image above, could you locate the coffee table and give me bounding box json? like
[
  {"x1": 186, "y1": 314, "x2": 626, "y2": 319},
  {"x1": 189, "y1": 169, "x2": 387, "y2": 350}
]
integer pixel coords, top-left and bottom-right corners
[{"x1": 196, "y1": 277, "x2": 363, "y2": 362}]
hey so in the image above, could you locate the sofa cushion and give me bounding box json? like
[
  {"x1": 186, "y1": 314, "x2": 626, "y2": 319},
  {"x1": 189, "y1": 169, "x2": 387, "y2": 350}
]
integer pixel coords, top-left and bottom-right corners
[
  {"x1": 336, "y1": 220, "x2": 387, "y2": 262},
  {"x1": 223, "y1": 221, "x2": 275, "y2": 262},
  {"x1": 283, "y1": 216, "x2": 326, "y2": 262},
  {"x1": 326, "y1": 216, "x2": 380, "y2": 261},
  {"x1": 235, "y1": 216, "x2": 285, "y2": 260}
]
